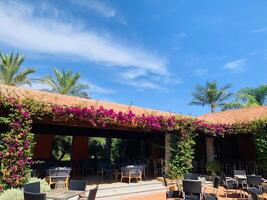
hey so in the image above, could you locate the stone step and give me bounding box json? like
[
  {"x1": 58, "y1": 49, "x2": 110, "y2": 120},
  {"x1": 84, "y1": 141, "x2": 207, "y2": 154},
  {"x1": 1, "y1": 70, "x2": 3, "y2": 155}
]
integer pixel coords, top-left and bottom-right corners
[{"x1": 95, "y1": 181, "x2": 166, "y2": 200}]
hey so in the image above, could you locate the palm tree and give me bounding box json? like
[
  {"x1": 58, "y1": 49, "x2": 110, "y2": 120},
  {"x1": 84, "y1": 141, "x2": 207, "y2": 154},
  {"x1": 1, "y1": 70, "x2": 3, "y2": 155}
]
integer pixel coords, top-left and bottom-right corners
[
  {"x1": 190, "y1": 81, "x2": 232, "y2": 112},
  {"x1": 0, "y1": 52, "x2": 35, "y2": 86},
  {"x1": 43, "y1": 67, "x2": 89, "y2": 160},
  {"x1": 222, "y1": 85, "x2": 267, "y2": 110},
  {"x1": 42, "y1": 67, "x2": 89, "y2": 98}
]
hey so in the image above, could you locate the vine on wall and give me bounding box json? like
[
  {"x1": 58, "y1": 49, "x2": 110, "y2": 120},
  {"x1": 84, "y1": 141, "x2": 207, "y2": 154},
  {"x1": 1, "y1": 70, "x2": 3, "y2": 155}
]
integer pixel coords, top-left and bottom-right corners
[
  {"x1": 251, "y1": 120, "x2": 267, "y2": 171},
  {"x1": 0, "y1": 99, "x2": 34, "y2": 190},
  {"x1": 168, "y1": 123, "x2": 196, "y2": 178}
]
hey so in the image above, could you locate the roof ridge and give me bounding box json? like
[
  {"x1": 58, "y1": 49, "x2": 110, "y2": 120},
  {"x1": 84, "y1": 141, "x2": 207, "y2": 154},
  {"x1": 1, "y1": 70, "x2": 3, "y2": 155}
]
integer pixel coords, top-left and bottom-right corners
[{"x1": 0, "y1": 84, "x2": 179, "y2": 117}]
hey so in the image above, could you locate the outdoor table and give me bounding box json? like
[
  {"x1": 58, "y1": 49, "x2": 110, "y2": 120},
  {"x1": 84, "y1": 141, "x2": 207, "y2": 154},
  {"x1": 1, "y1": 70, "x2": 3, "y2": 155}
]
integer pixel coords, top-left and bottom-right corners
[
  {"x1": 45, "y1": 189, "x2": 85, "y2": 200},
  {"x1": 234, "y1": 175, "x2": 246, "y2": 186}
]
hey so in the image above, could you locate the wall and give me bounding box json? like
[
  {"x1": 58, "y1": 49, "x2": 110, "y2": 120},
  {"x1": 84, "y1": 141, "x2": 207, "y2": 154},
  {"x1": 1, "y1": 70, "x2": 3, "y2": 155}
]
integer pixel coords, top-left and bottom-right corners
[{"x1": 33, "y1": 134, "x2": 54, "y2": 159}]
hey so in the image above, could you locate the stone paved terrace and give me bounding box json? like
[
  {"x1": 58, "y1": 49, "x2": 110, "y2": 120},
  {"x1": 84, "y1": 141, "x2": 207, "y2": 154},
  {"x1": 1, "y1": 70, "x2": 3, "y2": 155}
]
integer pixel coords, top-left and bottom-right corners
[
  {"x1": 86, "y1": 180, "x2": 256, "y2": 200},
  {"x1": 93, "y1": 180, "x2": 166, "y2": 200}
]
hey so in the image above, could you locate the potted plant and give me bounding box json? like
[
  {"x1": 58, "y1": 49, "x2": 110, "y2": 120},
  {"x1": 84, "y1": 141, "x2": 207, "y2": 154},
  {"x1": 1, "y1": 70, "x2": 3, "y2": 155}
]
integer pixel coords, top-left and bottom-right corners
[{"x1": 205, "y1": 161, "x2": 220, "y2": 178}]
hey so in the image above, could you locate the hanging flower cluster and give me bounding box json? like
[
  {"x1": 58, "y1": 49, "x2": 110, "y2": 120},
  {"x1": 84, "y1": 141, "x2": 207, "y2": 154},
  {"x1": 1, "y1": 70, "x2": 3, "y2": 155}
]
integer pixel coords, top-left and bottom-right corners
[{"x1": 50, "y1": 105, "x2": 237, "y2": 136}]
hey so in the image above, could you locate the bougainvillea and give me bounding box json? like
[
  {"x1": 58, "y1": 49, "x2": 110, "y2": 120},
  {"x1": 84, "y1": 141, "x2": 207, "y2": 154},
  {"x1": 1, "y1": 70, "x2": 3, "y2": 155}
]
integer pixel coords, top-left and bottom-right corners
[
  {"x1": 0, "y1": 98, "x2": 35, "y2": 190},
  {"x1": 50, "y1": 104, "x2": 234, "y2": 135},
  {"x1": 0, "y1": 95, "x2": 267, "y2": 188}
]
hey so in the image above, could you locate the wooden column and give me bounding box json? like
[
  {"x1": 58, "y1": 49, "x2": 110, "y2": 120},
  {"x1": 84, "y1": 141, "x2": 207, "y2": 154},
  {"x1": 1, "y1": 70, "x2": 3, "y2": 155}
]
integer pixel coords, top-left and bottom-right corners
[
  {"x1": 71, "y1": 136, "x2": 88, "y2": 161},
  {"x1": 206, "y1": 137, "x2": 215, "y2": 161},
  {"x1": 33, "y1": 134, "x2": 54, "y2": 160},
  {"x1": 164, "y1": 133, "x2": 171, "y2": 173}
]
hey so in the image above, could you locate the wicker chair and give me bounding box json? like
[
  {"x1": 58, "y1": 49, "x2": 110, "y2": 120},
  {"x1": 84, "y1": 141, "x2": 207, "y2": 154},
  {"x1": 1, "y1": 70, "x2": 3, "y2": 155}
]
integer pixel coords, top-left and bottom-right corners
[
  {"x1": 87, "y1": 186, "x2": 98, "y2": 200},
  {"x1": 46, "y1": 167, "x2": 71, "y2": 188},
  {"x1": 182, "y1": 180, "x2": 202, "y2": 200},
  {"x1": 23, "y1": 182, "x2": 41, "y2": 193},
  {"x1": 121, "y1": 167, "x2": 142, "y2": 183},
  {"x1": 24, "y1": 192, "x2": 46, "y2": 200}
]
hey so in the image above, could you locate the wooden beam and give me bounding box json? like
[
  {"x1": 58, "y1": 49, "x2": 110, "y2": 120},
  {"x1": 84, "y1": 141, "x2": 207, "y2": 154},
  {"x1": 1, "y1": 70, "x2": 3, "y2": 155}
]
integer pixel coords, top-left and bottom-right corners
[
  {"x1": 32, "y1": 123, "x2": 165, "y2": 139},
  {"x1": 34, "y1": 117, "x2": 163, "y2": 133}
]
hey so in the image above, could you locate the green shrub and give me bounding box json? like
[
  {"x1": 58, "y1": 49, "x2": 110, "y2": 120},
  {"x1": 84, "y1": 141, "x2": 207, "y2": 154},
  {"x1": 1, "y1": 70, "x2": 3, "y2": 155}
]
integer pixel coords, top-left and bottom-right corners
[
  {"x1": 27, "y1": 177, "x2": 50, "y2": 192},
  {"x1": 0, "y1": 177, "x2": 50, "y2": 200},
  {"x1": 0, "y1": 188, "x2": 23, "y2": 200},
  {"x1": 206, "y1": 161, "x2": 220, "y2": 175}
]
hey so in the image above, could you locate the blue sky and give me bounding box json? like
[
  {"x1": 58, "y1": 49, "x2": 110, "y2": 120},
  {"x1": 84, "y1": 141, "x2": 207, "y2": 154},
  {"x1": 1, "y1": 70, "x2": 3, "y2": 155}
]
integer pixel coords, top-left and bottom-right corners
[{"x1": 1, "y1": 0, "x2": 267, "y2": 116}]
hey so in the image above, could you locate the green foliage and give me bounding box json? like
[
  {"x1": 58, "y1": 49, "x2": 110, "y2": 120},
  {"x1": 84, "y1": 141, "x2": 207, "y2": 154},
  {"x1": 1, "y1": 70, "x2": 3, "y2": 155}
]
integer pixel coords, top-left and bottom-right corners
[
  {"x1": 190, "y1": 81, "x2": 232, "y2": 112},
  {"x1": 111, "y1": 138, "x2": 123, "y2": 162},
  {"x1": 168, "y1": 131, "x2": 196, "y2": 179},
  {"x1": 27, "y1": 177, "x2": 50, "y2": 192},
  {"x1": 205, "y1": 161, "x2": 220, "y2": 174},
  {"x1": 223, "y1": 85, "x2": 267, "y2": 110},
  {"x1": 0, "y1": 177, "x2": 49, "y2": 200},
  {"x1": 251, "y1": 120, "x2": 267, "y2": 170},
  {"x1": 88, "y1": 137, "x2": 106, "y2": 159},
  {"x1": 42, "y1": 67, "x2": 89, "y2": 98},
  {"x1": 0, "y1": 52, "x2": 35, "y2": 86},
  {"x1": 52, "y1": 135, "x2": 72, "y2": 161},
  {"x1": 0, "y1": 188, "x2": 23, "y2": 200}
]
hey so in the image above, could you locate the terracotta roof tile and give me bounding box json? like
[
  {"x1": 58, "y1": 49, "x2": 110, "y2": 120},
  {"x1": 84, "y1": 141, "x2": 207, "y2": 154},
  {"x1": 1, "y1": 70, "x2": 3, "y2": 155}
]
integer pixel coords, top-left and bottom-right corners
[
  {"x1": 197, "y1": 106, "x2": 267, "y2": 124},
  {"x1": 0, "y1": 84, "x2": 178, "y2": 117}
]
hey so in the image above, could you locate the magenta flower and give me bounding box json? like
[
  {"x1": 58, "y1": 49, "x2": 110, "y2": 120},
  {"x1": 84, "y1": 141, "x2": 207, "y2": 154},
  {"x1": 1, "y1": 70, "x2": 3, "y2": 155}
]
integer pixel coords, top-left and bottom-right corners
[{"x1": 21, "y1": 111, "x2": 30, "y2": 118}]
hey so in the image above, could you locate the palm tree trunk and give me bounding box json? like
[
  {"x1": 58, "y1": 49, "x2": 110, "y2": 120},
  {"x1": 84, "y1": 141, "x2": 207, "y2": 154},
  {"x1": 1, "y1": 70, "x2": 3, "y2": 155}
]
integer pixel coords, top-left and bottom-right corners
[{"x1": 211, "y1": 104, "x2": 216, "y2": 113}]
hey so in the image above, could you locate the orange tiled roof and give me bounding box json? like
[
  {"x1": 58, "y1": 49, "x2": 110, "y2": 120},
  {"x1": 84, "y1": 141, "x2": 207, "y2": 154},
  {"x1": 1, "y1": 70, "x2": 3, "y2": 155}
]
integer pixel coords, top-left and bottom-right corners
[
  {"x1": 198, "y1": 106, "x2": 267, "y2": 124},
  {"x1": 0, "y1": 84, "x2": 178, "y2": 117}
]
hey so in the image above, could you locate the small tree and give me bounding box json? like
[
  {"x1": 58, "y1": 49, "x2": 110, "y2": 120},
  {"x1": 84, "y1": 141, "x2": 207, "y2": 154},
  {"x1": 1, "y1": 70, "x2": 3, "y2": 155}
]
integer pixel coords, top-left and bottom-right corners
[
  {"x1": 223, "y1": 85, "x2": 267, "y2": 110},
  {"x1": 0, "y1": 52, "x2": 35, "y2": 86},
  {"x1": 190, "y1": 81, "x2": 232, "y2": 112},
  {"x1": 42, "y1": 67, "x2": 89, "y2": 98}
]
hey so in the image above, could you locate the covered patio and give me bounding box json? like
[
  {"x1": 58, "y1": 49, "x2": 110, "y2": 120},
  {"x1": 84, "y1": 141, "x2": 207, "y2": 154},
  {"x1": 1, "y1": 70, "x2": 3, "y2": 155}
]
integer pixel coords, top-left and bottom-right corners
[
  {"x1": 2, "y1": 84, "x2": 267, "y2": 200},
  {"x1": 0, "y1": 84, "x2": 176, "y2": 186}
]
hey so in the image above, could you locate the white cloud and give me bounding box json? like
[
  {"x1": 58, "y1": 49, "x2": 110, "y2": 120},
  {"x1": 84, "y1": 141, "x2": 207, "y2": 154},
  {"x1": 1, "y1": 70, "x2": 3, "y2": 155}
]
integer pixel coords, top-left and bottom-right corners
[
  {"x1": 121, "y1": 79, "x2": 165, "y2": 91},
  {"x1": 117, "y1": 69, "x2": 181, "y2": 91},
  {"x1": 120, "y1": 69, "x2": 147, "y2": 80},
  {"x1": 71, "y1": 0, "x2": 116, "y2": 18},
  {"x1": 0, "y1": 1, "x2": 167, "y2": 76},
  {"x1": 224, "y1": 58, "x2": 247, "y2": 72},
  {"x1": 23, "y1": 80, "x2": 114, "y2": 96},
  {"x1": 193, "y1": 68, "x2": 208, "y2": 77},
  {"x1": 22, "y1": 82, "x2": 51, "y2": 91},
  {"x1": 252, "y1": 28, "x2": 267, "y2": 33},
  {"x1": 82, "y1": 80, "x2": 115, "y2": 95}
]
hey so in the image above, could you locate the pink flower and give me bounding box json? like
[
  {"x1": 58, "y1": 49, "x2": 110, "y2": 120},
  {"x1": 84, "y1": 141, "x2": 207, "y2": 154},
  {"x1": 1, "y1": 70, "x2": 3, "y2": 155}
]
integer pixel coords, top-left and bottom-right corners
[
  {"x1": 21, "y1": 111, "x2": 30, "y2": 119},
  {"x1": 17, "y1": 150, "x2": 24, "y2": 157}
]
